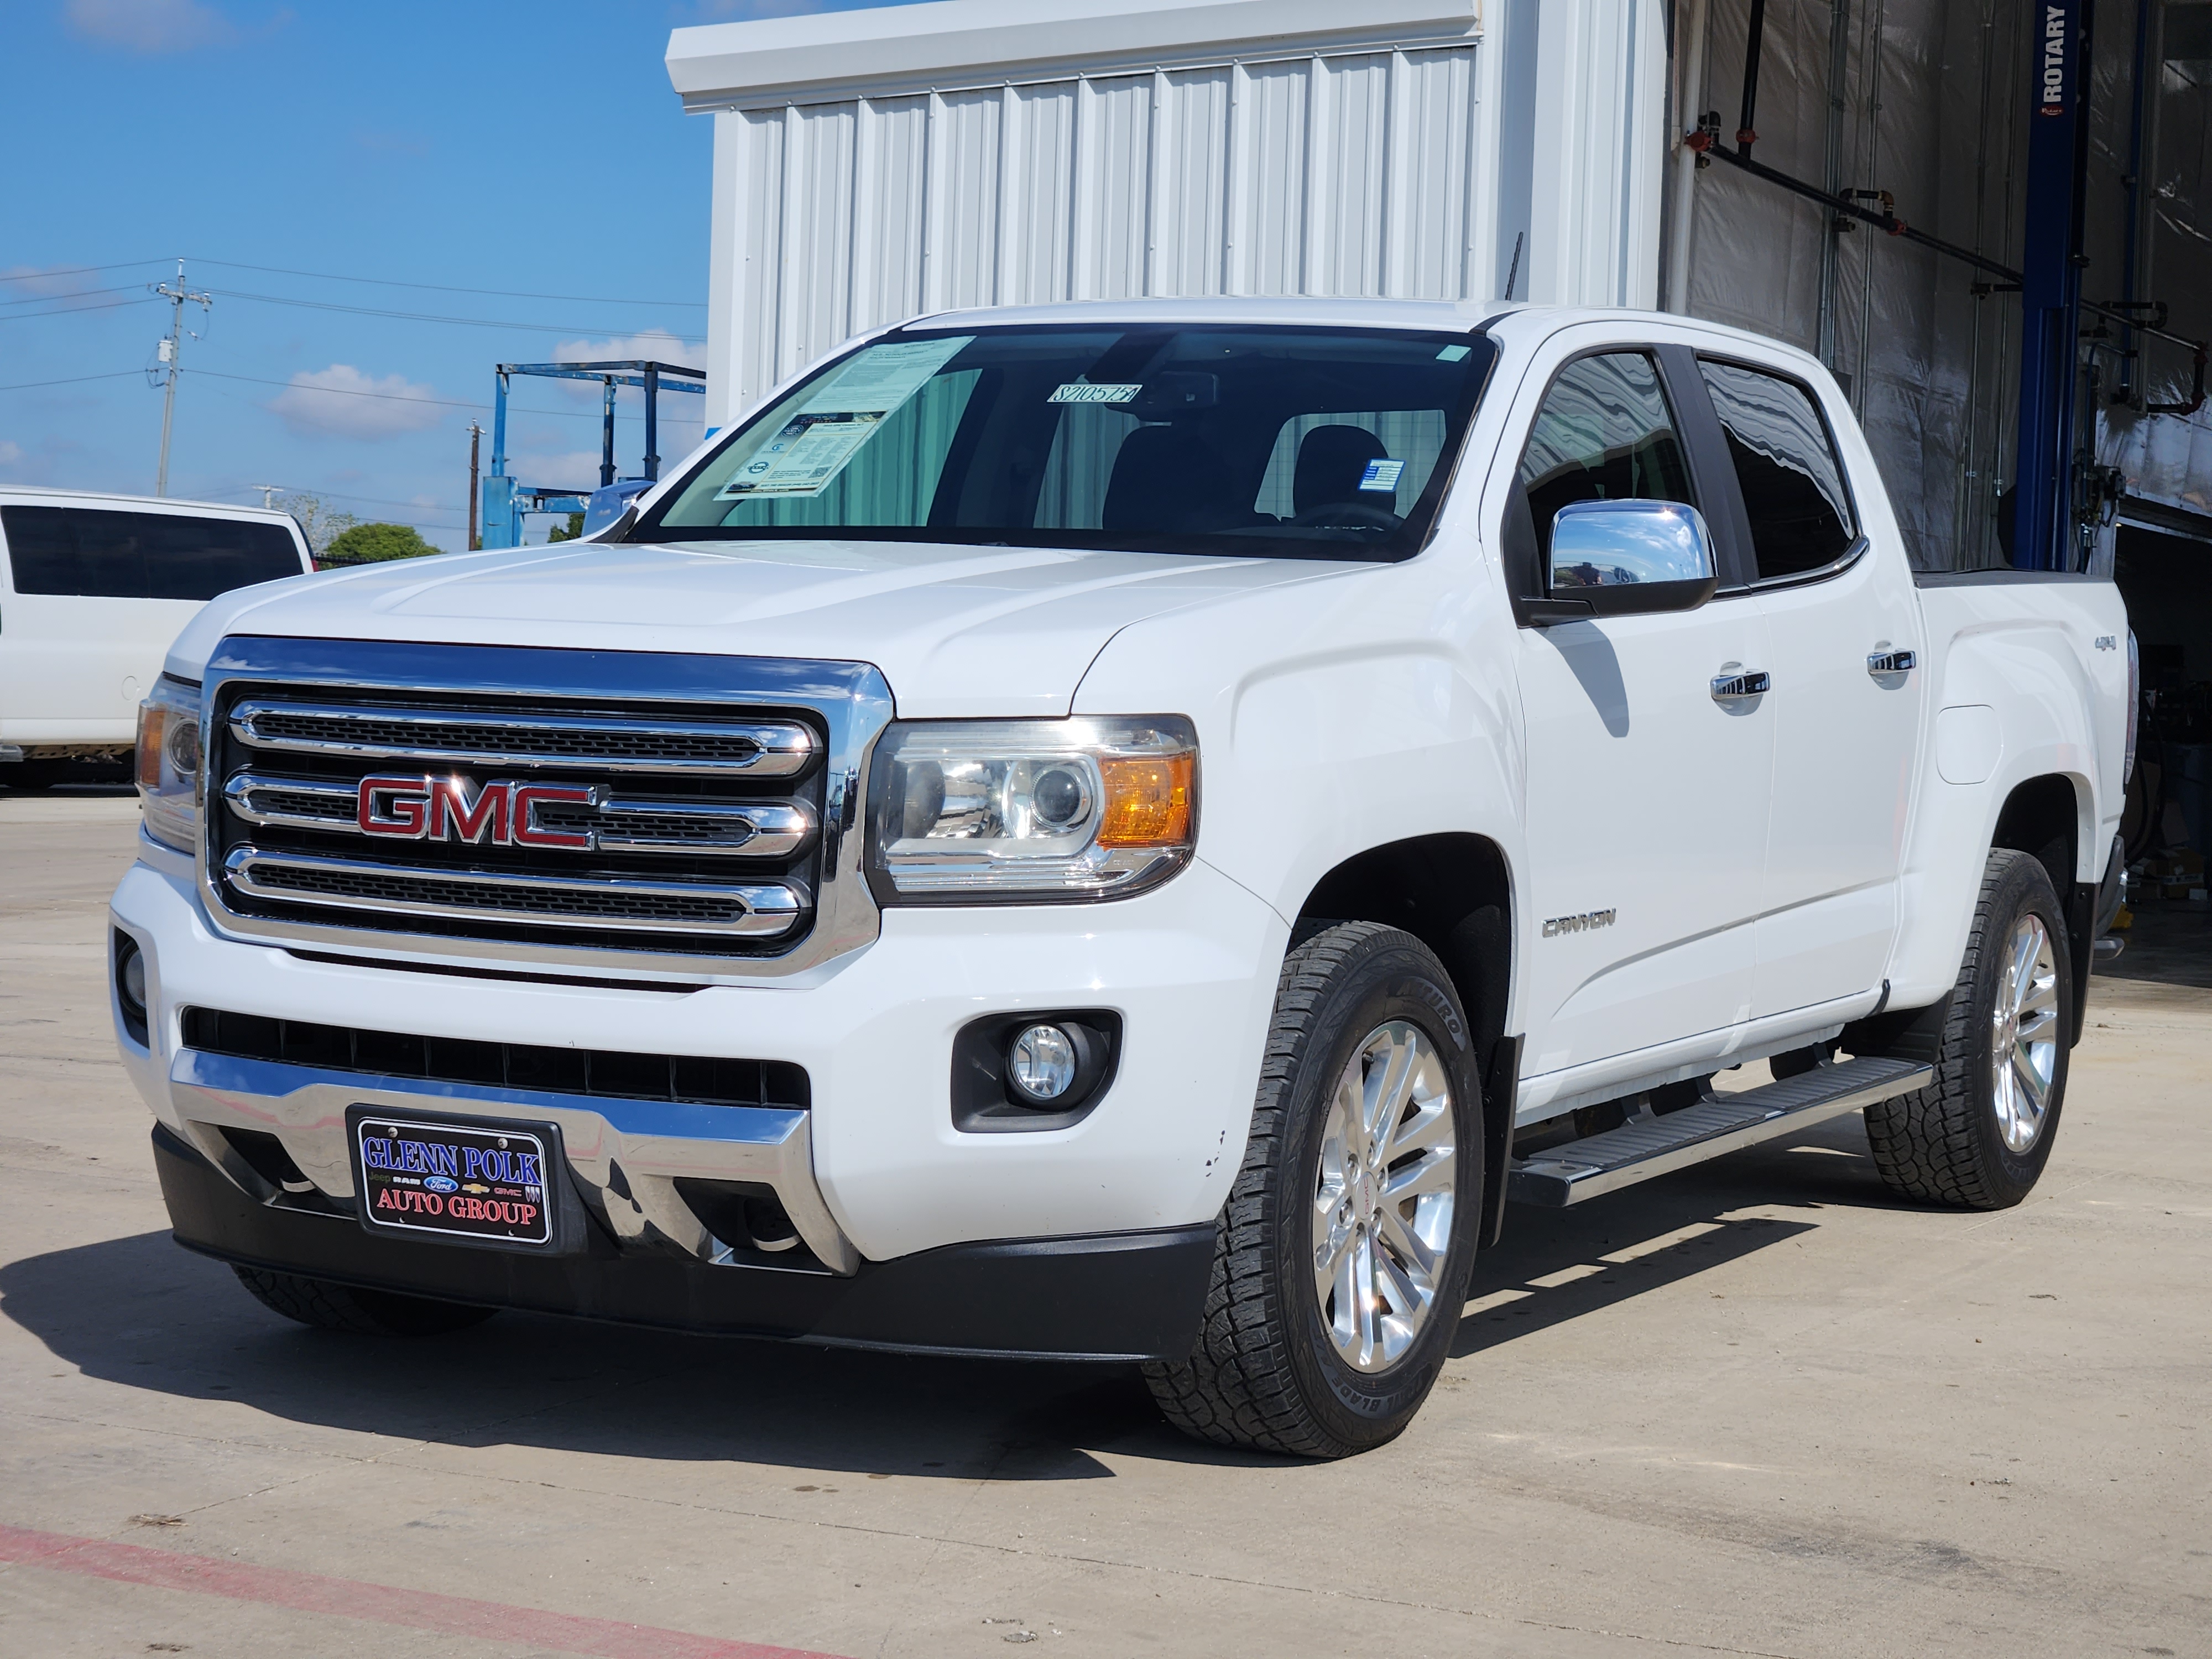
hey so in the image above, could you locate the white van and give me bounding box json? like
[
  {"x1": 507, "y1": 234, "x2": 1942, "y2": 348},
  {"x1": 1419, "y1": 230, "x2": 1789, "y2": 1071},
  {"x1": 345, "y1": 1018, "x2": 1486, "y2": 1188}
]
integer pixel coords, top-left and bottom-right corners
[{"x1": 0, "y1": 489, "x2": 314, "y2": 789}]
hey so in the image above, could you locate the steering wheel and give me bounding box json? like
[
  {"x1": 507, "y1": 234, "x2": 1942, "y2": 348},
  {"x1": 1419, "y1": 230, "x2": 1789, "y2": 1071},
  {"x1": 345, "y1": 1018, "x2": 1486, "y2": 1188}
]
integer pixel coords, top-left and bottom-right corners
[{"x1": 1286, "y1": 502, "x2": 1402, "y2": 534}]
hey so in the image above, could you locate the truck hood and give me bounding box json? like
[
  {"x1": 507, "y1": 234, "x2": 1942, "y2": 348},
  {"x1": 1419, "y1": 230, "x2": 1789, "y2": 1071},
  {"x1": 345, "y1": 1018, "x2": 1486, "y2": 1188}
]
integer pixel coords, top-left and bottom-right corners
[{"x1": 168, "y1": 539, "x2": 1364, "y2": 717}]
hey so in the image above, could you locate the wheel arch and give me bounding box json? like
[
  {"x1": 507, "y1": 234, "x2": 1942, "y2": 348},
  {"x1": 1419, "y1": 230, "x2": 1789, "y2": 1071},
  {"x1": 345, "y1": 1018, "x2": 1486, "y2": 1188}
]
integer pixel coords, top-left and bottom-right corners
[
  {"x1": 1294, "y1": 833, "x2": 1515, "y2": 1244},
  {"x1": 1991, "y1": 770, "x2": 2099, "y2": 1046}
]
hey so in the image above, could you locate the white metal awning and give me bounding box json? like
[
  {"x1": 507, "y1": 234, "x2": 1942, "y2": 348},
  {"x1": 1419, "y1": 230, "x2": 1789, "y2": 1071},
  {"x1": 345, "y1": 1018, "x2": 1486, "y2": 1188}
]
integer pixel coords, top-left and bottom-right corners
[{"x1": 664, "y1": 0, "x2": 1481, "y2": 112}]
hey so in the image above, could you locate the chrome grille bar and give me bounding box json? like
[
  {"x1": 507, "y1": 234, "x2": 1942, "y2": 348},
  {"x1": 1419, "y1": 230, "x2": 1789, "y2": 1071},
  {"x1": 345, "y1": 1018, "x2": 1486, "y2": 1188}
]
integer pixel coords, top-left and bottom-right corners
[
  {"x1": 230, "y1": 700, "x2": 816, "y2": 778},
  {"x1": 223, "y1": 847, "x2": 805, "y2": 938},
  {"x1": 196, "y1": 641, "x2": 893, "y2": 980},
  {"x1": 224, "y1": 773, "x2": 815, "y2": 857}
]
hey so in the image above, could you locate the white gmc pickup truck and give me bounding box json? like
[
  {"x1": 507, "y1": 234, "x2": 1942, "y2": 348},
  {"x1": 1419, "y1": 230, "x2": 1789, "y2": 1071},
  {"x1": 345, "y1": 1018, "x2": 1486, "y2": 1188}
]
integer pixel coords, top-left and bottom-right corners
[{"x1": 111, "y1": 300, "x2": 2131, "y2": 1457}]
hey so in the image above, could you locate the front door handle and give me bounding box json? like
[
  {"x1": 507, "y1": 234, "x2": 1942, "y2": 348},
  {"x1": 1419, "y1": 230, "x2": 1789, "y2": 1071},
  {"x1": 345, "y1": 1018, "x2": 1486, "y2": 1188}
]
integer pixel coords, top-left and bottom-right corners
[
  {"x1": 1711, "y1": 669, "x2": 1771, "y2": 701},
  {"x1": 1867, "y1": 648, "x2": 1917, "y2": 675}
]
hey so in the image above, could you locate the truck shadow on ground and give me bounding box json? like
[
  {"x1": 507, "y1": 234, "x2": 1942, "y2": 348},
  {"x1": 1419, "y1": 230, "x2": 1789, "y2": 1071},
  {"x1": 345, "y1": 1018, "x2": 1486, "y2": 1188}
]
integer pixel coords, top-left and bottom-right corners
[
  {"x1": 1452, "y1": 1109, "x2": 1901, "y2": 1358},
  {"x1": 1, "y1": 1117, "x2": 1901, "y2": 1480}
]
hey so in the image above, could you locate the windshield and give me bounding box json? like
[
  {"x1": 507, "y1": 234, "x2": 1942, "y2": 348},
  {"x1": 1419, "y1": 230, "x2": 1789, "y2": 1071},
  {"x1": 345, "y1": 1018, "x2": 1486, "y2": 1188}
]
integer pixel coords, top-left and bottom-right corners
[{"x1": 635, "y1": 324, "x2": 1496, "y2": 561}]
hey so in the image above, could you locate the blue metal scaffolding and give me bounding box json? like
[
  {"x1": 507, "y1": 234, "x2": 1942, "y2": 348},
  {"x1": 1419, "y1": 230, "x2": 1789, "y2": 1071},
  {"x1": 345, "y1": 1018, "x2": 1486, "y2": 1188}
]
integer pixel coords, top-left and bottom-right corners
[{"x1": 479, "y1": 359, "x2": 706, "y2": 549}]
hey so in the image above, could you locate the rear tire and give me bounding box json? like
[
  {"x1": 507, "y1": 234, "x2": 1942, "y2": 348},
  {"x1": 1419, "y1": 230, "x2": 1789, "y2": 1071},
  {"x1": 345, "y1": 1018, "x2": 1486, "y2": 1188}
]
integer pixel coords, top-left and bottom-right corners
[
  {"x1": 1143, "y1": 922, "x2": 1482, "y2": 1458},
  {"x1": 1863, "y1": 850, "x2": 2072, "y2": 1210},
  {"x1": 231, "y1": 1265, "x2": 497, "y2": 1336}
]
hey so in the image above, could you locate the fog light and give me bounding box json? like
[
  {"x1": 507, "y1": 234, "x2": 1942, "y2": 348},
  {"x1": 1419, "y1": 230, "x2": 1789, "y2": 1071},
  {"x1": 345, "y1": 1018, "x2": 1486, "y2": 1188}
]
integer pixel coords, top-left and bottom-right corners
[
  {"x1": 1008, "y1": 1024, "x2": 1078, "y2": 1104},
  {"x1": 113, "y1": 931, "x2": 149, "y2": 1046}
]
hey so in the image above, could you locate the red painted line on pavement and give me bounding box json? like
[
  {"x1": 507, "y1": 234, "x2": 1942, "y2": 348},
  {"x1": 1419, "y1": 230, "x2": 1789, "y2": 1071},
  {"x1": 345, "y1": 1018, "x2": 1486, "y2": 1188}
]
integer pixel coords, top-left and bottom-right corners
[{"x1": 0, "y1": 1523, "x2": 847, "y2": 1659}]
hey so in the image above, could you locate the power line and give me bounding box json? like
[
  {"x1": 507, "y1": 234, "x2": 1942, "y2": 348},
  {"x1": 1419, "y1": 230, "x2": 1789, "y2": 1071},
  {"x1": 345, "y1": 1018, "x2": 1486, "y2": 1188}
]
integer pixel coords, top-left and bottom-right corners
[
  {"x1": 0, "y1": 370, "x2": 145, "y2": 392},
  {"x1": 0, "y1": 295, "x2": 161, "y2": 324},
  {"x1": 323, "y1": 492, "x2": 466, "y2": 513},
  {"x1": 0, "y1": 259, "x2": 165, "y2": 284},
  {"x1": 189, "y1": 257, "x2": 706, "y2": 310},
  {"x1": 195, "y1": 368, "x2": 487, "y2": 410},
  {"x1": 206, "y1": 286, "x2": 707, "y2": 342},
  {"x1": 0, "y1": 283, "x2": 146, "y2": 308}
]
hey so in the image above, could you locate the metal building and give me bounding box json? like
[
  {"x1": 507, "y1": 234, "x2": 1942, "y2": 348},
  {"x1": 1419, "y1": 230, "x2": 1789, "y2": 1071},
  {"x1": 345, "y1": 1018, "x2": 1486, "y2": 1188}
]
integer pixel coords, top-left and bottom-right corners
[
  {"x1": 664, "y1": 0, "x2": 2210, "y2": 583},
  {"x1": 664, "y1": 0, "x2": 1668, "y2": 431}
]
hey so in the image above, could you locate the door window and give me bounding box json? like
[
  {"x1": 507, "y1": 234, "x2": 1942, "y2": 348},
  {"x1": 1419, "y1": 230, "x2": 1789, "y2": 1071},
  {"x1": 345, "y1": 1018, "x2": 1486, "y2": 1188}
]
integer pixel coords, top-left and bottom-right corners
[
  {"x1": 1697, "y1": 360, "x2": 1856, "y2": 580},
  {"x1": 1517, "y1": 352, "x2": 1696, "y2": 564},
  {"x1": 0, "y1": 507, "x2": 304, "y2": 599}
]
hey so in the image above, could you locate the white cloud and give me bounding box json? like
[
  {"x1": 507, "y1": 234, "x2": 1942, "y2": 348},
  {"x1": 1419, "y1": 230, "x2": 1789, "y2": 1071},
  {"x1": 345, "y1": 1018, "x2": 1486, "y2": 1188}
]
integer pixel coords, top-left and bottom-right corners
[
  {"x1": 0, "y1": 441, "x2": 24, "y2": 467},
  {"x1": 554, "y1": 331, "x2": 706, "y2": 374},
  {"x1": 507, "y1": 450, "x2": 612, "y2": 491},
  {"x1": 64, "y1": 0, "x2": 235, "y2": 52},
  {"x1": 267, "y1": 365, "x2": 446, "y2": 440}
]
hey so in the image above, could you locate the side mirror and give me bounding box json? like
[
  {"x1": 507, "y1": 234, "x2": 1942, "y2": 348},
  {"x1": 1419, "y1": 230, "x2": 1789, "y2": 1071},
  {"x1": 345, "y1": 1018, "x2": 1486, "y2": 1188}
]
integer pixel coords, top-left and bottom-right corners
[{"x1": 1534, "y1": 498, "x2": 1719, "y2": 621}]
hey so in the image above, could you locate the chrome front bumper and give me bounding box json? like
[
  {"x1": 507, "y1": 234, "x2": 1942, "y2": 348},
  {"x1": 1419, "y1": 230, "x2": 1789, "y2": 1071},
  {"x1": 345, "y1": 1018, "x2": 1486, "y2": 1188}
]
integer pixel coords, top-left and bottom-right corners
[{"x1": 168, "y1": 1047, "x2": 860, "y2": 1275}]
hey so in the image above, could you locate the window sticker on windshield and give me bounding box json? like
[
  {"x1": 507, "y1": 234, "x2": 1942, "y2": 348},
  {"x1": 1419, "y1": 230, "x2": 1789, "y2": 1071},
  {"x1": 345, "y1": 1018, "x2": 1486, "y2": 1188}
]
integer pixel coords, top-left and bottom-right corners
[
  {"x1": 1436, "y1": 343, "x2": 1472, "y2": 362},
  {"x1": 1359, "y1": 459, "x2": 1406, "y2": 493},
  {"x1": 717, "y1": 335, "x2": 972, "y2": 500},
  {"x1": 1048, "y1": 382, "x2": 1144, "y2": 404}
]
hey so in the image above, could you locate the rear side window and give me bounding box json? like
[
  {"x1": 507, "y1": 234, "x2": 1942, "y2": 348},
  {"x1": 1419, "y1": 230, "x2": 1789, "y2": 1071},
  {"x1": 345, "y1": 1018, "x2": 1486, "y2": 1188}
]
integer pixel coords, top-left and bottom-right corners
[
  {"x1": 1516, "y1": 352, "x2": 1695, "y2": 562},
  {"x1": 0, "y1": 506, "x2": 304, "y2": 600},
  {"x1": 1697, "y1": 360, "x2": 1856, "y2": 580}
]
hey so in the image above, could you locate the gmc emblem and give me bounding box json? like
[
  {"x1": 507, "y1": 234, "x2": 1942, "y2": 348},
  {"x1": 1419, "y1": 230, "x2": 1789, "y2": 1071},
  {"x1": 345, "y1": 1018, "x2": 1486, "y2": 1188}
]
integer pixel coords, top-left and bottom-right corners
[{"x1": 357, "y1": 775, "x2": 598, "y2": 849}]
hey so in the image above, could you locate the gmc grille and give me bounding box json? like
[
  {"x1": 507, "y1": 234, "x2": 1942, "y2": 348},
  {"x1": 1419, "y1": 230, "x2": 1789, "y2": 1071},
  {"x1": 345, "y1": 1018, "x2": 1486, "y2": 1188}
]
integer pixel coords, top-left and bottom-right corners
[{"x1": 209, "y1": 684, "x2": 828, "y2": 958}]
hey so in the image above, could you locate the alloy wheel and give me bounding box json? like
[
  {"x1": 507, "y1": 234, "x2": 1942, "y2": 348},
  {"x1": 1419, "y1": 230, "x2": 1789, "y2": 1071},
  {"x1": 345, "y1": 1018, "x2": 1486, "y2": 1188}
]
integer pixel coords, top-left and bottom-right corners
[
  {"x1": 1310, "y1": 1021, "x2": 1458, "y2": 1372},
  {"x1": 1990, "y1": 912, "x2": 2060, "y2": 1154}
]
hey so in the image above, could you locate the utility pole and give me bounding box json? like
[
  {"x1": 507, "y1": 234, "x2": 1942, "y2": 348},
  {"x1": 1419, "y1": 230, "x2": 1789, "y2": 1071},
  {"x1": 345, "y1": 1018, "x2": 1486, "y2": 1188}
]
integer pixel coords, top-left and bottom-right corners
[
  {"x1": 255, "y1": 484, "x2": 283, "y2": 510},
  {"x1": 467, "y1": 422, "x2": 483, "y2": 551},
  {"x1": 152, "y1": 258, "x2": 212, "y2": 497}
]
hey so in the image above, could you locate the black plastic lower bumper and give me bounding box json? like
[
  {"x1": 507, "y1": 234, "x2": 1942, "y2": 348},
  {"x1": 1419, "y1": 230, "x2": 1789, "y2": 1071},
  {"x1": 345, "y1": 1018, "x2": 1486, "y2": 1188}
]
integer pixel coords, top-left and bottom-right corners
[{"x1": 153, "y1": 1124, "x2": 1212, "y2": 1362}]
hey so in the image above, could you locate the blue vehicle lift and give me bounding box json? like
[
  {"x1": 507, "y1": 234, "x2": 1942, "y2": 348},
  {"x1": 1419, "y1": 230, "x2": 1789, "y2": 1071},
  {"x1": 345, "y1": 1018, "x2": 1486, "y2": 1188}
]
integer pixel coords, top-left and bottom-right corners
[
  {"x1": 479, "y1": 359, "x2": 706, "y2": 549},
  {"x1": 2010, "y1": 0, "x2": 2091, "y2": 572}
]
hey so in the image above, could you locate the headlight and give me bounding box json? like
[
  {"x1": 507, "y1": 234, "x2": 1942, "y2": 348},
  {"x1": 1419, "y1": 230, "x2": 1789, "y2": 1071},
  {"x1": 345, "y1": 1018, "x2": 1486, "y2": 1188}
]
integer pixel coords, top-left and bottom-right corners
[
  {"x1": 867, "y1": 716, "x2": 1197, "y2": 901},
  {"x1": 135, "y1": 675, "x2": 203, "y2": 853}
]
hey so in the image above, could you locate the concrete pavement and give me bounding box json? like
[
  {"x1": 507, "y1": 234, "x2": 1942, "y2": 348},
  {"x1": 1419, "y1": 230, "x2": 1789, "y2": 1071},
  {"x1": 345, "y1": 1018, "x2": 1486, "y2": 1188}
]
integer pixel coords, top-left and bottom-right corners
[{"x1": 2, "y1": 790, "x2": 2206, "y2": 1658}]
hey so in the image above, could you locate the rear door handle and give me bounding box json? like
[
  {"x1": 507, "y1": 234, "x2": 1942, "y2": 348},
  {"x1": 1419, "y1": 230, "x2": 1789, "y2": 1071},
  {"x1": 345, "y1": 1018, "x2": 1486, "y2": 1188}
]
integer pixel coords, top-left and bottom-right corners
[
  {"x1": 1867, "y1": 648, "x2": 1917, "y2": 675},
  {"x1": 1711, "y1": 669, "x2": 1771, "y2": 701}
]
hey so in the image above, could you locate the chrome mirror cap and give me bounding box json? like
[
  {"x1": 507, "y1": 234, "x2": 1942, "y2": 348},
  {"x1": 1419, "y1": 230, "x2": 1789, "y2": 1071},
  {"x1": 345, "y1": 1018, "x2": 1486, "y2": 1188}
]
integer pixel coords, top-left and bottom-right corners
[{"x1": 1542, "y1": 498, "x2": 1720, "y2": 618}]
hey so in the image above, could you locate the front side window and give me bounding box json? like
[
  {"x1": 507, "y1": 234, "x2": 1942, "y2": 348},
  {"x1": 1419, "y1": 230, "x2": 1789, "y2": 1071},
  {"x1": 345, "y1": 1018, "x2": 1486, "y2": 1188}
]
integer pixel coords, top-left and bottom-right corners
[
  {"x1": 1516, "y1": 351, "x2": 1695, "y2": 564},
  {"x1": 0, "y1": 507, "x2": 305, "y2": 600},
  {"x1": 1697, "y1": 359, "x2": 1856, "y2": 580},
  {"x1": 637, "y1": 326, "x2": 1496, "y2": 562}
]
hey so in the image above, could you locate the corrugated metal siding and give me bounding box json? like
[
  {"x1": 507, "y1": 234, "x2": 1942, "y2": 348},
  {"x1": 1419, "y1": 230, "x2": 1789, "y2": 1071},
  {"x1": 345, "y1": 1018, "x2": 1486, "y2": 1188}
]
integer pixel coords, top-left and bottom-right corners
[{"x1": 707, "y1": 44, "x2": 1486, "y2": 425}]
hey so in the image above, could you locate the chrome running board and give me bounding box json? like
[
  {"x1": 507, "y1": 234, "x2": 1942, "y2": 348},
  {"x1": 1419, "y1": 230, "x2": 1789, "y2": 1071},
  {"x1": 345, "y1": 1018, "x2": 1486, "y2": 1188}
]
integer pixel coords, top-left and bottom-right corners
[{"x1": 1507, "y1": 1055, "x2": 1934, "y2": 1207}]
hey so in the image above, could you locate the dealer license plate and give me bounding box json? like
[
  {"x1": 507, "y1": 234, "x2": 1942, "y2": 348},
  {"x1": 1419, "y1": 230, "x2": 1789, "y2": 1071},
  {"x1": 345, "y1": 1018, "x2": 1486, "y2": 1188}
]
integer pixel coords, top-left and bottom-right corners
[{"x1": 352, "y1": 1115, "x2": 556, "y2": 1248}]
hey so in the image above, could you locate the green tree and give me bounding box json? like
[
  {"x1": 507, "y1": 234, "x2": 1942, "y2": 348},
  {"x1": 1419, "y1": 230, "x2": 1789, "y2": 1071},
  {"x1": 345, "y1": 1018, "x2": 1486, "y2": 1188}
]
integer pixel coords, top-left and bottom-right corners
[
  {"x1": 547, "y1": 511, "x2": 586, "y2": 542},
  {"x1": 323, "y1": 521, "x2": 441, "y2": 565}
]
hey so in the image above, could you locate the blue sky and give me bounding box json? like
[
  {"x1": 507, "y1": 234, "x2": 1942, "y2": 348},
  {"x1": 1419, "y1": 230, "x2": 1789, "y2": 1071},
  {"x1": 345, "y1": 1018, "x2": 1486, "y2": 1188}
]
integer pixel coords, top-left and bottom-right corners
[{"x1": 1, "y1": 0, "x2": 915, "y2": 546}]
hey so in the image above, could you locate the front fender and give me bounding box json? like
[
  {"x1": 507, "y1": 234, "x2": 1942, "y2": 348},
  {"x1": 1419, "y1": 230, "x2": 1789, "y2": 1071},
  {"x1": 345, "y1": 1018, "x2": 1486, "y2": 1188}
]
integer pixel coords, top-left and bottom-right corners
[{"x1": 1072, "y1": 555, "x2": 1526, "y2": 950}]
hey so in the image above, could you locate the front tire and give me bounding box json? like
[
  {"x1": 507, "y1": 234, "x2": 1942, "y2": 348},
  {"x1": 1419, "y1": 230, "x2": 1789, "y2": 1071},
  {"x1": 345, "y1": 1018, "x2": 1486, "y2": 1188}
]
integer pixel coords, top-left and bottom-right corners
[
  {"x1": 232, "y1": 1265, "x2": 497, "y2": 1336},
  {"x1": 1144, "y1": 922, "x2": 1483, "y2": 1458},
  {"x1": 1864, "y1": 849, "x2": 2072, "y2": 1210}
]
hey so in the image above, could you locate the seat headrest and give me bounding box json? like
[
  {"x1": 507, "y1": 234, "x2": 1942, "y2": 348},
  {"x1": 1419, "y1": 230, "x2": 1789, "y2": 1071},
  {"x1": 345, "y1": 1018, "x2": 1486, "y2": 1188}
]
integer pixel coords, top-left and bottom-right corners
[
  {"x1": 1102, "y1": 425, "x2": 1236, "y2": 534},
  {"x1": 1293, "y1": 425, "x2": 1389, "y2": 515}
]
